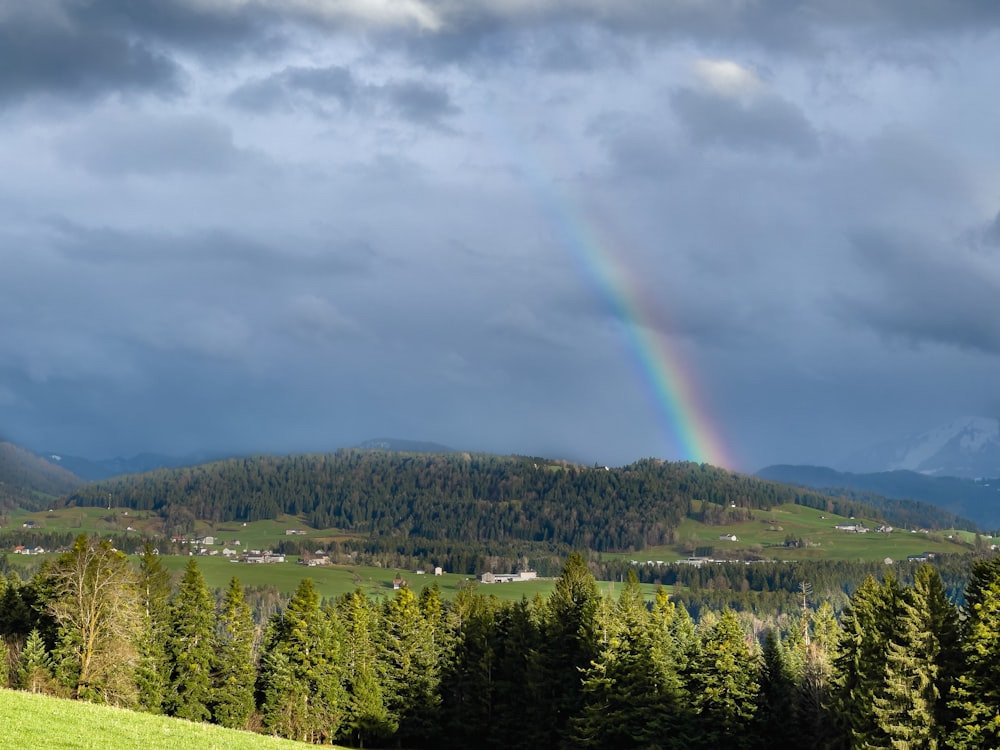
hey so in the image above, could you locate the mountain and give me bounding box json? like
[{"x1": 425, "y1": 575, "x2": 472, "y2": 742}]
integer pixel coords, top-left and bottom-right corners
[
  {"x1": 355, "y1": 437, "x2": 456, "y2": 453},
  {"x1": 42, "y1": 451, "x2": 233, "y2": 482},
  {"x1": 0, "y1": 440, "x2": 86, "y2": 510},
  {"x1": 840, "y1": 416, "x2": 1000, "y2": 478},
  {"x1": 756, "y1": 464, "x2": 997, "y2": 529}
]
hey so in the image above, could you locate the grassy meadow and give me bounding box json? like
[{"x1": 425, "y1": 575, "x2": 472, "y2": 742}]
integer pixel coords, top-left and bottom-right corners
[{"x1": 0, "y1": 689, "x2": 331, "y2": 750}]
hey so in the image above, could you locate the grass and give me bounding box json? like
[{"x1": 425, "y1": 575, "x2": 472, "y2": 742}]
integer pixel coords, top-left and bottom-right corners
[
  {"x1": 603, "y1": 503, "x2": 980, "y2": 563},
  {"x1": 0, "y1": 689, "x2": 334, "y2": 750}
]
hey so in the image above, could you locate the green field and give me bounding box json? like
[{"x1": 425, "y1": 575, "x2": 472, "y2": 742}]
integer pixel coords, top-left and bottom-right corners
[
  {"x1": 0, "y1": 689, "x2": 330, "y2": 750},
  {"x1": 604, "y1": 502, "x2": 981, "y2": 563}
]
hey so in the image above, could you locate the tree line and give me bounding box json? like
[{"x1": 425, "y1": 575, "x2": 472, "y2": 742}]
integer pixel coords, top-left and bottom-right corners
[
  {"x1": 63, "y1": 451, "x2": 965, "y2": 554},
  {"x1": 1, "y1": 536, "x2": 1000, "y2": 747}
]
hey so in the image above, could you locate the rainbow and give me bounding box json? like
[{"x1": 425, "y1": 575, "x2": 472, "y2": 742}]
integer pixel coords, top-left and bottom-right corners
[
  {"x1": 514, "y1": 166, "x2": 733, "y2": 469},
  {"x1": 550, "y1": 207, "x2": 733, "y2": 468}
]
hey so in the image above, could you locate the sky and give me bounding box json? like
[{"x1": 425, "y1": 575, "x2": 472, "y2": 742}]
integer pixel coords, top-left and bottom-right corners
[{"x1": 2, "y1": 1, "x2": 1000, "y2": 472}]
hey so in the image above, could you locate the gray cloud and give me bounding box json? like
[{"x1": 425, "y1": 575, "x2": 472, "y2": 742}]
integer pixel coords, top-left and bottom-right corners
[
  {"x1": 0, "y1": 12, "x2": 180, "y2": 104},
  {"x1": 838, "y1": 230, "x2": 1000, "y2": 353},
  {"x1": 671, "y1": 87, "x2": 819, "y2": 157},
  {"x1": 57, "y1": 115, "x2": 247, "y2": 176}
]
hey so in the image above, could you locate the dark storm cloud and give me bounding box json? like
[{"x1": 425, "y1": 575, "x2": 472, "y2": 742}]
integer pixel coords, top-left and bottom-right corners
[
  {"x1": 230, "y1": 66, "x2": 458, "y2": 127},
  {"x1": 670, "y1": 87, "x2": 819, "y2": 157},
  {"x1": 0, "y1": 11, "x2": 180, "y2": 103},
  {"x1": 839, "y1": 231, "x2": 1000, "y2": 354}
]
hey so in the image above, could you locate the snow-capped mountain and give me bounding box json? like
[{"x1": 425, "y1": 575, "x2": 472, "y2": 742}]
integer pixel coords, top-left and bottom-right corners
[{"x1": 840, "y1": 416, "x2": 1000, "y2": 478}]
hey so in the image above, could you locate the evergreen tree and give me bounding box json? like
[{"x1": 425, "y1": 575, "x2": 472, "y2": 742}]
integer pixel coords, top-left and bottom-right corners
[
  {"x1": 572, "y1": 570, "x2": 663, "y2": 749},
  {"x1": 340, "y1": 588, "x2": 394, "y2": 747},
  {"x1": 649, "y1": 587, "x2": 696, "y2": 748},
  {"x1": 19, "y1": 627, "x2": 53, "y2": 694},
  {"x1": 829, "y1": 574, "x2": 901, "y2": 749},
  {"x1": 381, "y1": 584, "x2": 442, "y2": 747},
  {"x1": 530, "y1": 552, "x2": 601, "y2": 748},
  {"x1": 690, "y1": 608, "x2": 760, "y2": 750},
  {"x1": 165, "y1": 558, "x2": 216, "y2": 722},
  {"x1": 258, "y1": 578, "x2": 346, "y2": 742},
  {"x1": 134, "y1": 544, "x2": 172, "y2": 714},
  {"x1": 211, "y1": 577, "x2": 256, "y2": 729},
  {"x1": 949, "y1": 556, "x2": 1000, "y2": 749},
  {"x1": 754, "y1": 629, "x2": 800, "y2": 748},
  {"x1": 874, "y1": 565, "x2": 959, "y2": 749}
]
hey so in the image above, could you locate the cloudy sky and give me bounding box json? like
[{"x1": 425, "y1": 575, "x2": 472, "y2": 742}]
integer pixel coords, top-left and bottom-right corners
[{"x1": 2, "y1": 1, "x2": 1000, "y2": 471}]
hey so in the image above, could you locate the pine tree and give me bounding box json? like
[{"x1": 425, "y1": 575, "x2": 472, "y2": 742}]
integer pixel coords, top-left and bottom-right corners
[
  {"x1": 19, "y1": 628, "x2": 53, "y2": 694},
  {"x1": 258, "y1": 578, "x2": 346, "y2": 742},
  {"x1": 529, "y1": 552, "x2": 601, "y2": 747},
  {"x1": 754, "y1": 628, "x2": 800, "y2": 748},
  {"x1": 134, "y1": 544, "x2": 172, "y2": 714},
  {"x1": 211, "y1": 577, "x2": 256, "y2": 729},
  {"x1": 340, "y1": 588, "x2": 394, "y2": 747},
  {"x1": 572, "y1": 570, "x2": 663, "y2": 749},
  {"x1": 690, "y1": 608, "x2": 760, "y2": 750},
  {"x1": 165, "y1": 558, "x2": 216, "y2": 722},
  {"x1": 380, "y1": 584, "x2": 442, "y2": 746},
  {"x1": 949, "y1": 556, "x2": 1000, "y2": 749},
  {"x1": 829, "y1": 574, "x2": 901, "y2": 749},
  {"x1": 873, "y1": 565, "x2": 959, "y2": 749}
]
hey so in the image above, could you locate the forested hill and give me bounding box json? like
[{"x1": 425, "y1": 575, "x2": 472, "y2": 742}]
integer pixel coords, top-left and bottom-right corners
[
  {"x1": 0, "y1": 441, "x2": 84, "y2": 510},
  {"x1": 60, "y1": 450, "x2": 964, "y2": 551}
]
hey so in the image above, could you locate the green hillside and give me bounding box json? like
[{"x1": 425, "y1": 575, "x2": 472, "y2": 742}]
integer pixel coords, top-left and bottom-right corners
[
  {"x1": 0, "y1": 688, "x2": 333, "y2": 749},
  {"x1": 0, "y1": 442, "x2": 84, "y2": 510}
]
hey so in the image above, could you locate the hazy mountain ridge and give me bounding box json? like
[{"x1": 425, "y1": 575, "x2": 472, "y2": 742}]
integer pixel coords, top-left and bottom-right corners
[
  {"x1": 42, "y1": 450, "x2": 236, "y2": 482},
  {"x1": 354, "y1": 437, "x2": 457, "y2": 453},
  {"x1": 756, "y1": 464, "x2": 997, "y2": 529},
  {"x1": 0, "y1": 441, "x2": 86, "y2": 509},
  {"x1": 841, "y1": 417, "x2": 1000, "y2": 478}
]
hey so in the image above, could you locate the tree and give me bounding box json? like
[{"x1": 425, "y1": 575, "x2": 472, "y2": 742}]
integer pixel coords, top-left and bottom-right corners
[
  {"x1": 873, "y1": 565, "x2": 959, "y2": 749},
  {"x1": 258, "y1": 578, "x2": 346, "y2": 742},
  {"x1": 0, "y1": 636, "x2": 9, "y2": 688},
  {"x1": 19, "y1": 628, "x2": 53, "y2": 694},
  {"x1": 572, "y1": 570, "x2": 664, "y2": 748},
  {"x1": 134, "y1": 544, "x2": 172, "y2": 714},
  {"x1": 165, "y1": 558, "x2": 216, "y2": 721},
  {"x1": 46, "y1": 536, "x2": 142, "y2": 705},
  {"x1": 380, "y1": 584, "x2": 442, "y2": 746},
  {"x1": 829, "y1": 574, "x2": 900, "y2": 749},
  {"x1": 690, "y1": 608, "x2": 760, "y2": 750},
  {"x1": 339, "y1": 589, "x2": 394, "y2": 747},
  {"x1": 754, "y1": 628, "x2": 800, "y2": 748},
  {"x1": 530, "y1": 552, "x2": 601, "y2": 747},
  {"x1": 950, "y1": 557, "x2": 1000, "y2": 749},
  {"x1": 211, "y1": 577, "x2": 256, "y2": 729}
]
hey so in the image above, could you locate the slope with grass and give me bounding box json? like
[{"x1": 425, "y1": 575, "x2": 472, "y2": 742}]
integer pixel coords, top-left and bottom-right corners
[{"x1": 0, "y1": 688, "x2": 335, "y2": 750}]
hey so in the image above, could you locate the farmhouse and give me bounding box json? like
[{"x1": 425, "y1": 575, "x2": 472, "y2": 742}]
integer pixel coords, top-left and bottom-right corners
[
  {"x1": 241, "y1": 551, "x2": 286, "y2": 564},
  {"x1": 480, "y1": 571, "x2": 538, "y2": 584},
  {"x1": 834, "y1": 523, "x2": 869, "y2": 533},
  {"x1": 719, "y1": 533, "x2": 738, "y2": 541}
]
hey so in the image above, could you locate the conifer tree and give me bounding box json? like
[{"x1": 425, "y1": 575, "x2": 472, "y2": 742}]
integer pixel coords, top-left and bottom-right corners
[
  {"x1": 381, "y1": 584, "x2": 442, "y2": 746},
  {"x1": 19, "y1": 628, "x2": 53, "y2": 694},
  {"x1": 530, "y1": 552, "x2": 601, "y2": 747},
  {"x1": 165, "y1": 558, "x2": 216, "y2": 722},
  {"x1": 211, "y1": 577, "x2": 256, "y2": 729},
  {"x1": 258, "y1": 578, "x2": 346, "y2": 742},
  {"x1": 690, "y1": 608, "x2": 760, "y2": 750},
  {"x1": 340, "y1": 588, "x2": 394, "y2": 747},
  {"x1": 572, "y1": 570, "x2": 663, "y2": 749},
  {"x1": 649, "y1": 586, "x2": 696, "y2": 747},
  {"x1": 949, "y1": 556, "x2": 1000, "y2": 749},
  {"x1": 134, "y1": 544, "x2": 172, "y2": 714},
  {"x1": 873, "y1": 565, "x2": 959, "y2": 749},
  {"x1": 829, "y1": 574, "x2": 901, "y2": 749},
  {"x1": 754, "y1": 628, "x2": 800, "y2": 748}
]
